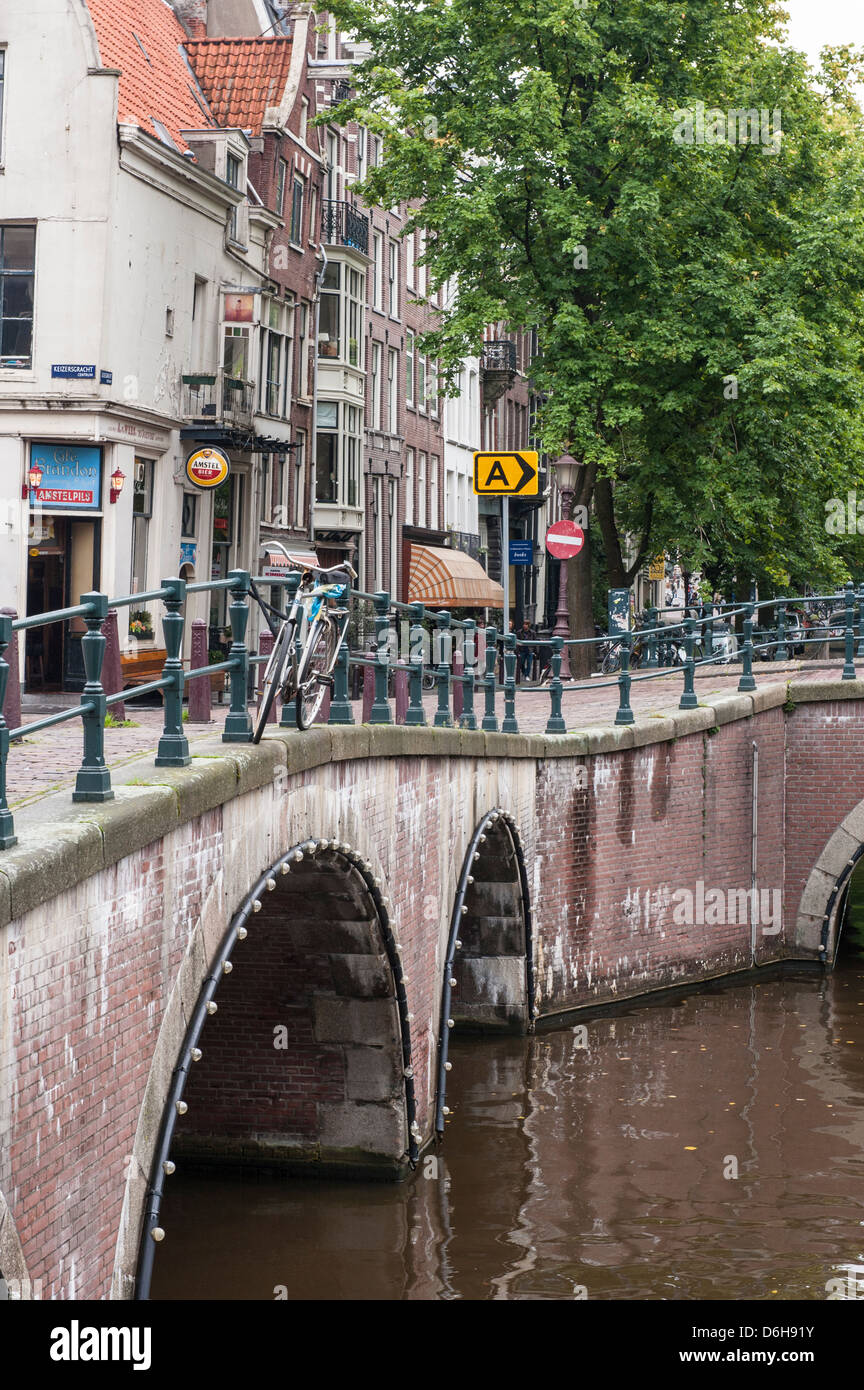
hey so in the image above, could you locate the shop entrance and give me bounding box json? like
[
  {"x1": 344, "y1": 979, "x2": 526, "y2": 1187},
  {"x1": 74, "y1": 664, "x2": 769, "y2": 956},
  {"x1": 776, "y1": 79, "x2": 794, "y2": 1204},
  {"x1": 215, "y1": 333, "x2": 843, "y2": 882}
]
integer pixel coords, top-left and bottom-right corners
[{"x1": 25, "y1": 516, "x2": 100, "y2": 691}]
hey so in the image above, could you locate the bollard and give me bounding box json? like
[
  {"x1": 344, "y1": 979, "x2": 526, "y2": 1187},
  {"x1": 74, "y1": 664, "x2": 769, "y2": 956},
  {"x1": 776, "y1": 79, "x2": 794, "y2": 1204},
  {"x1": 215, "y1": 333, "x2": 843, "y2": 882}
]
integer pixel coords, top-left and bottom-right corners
[
  {"x1": 394, "y1": 659, "x2": 409, "y2": 724},
  {"x1": 74, "y1": 592, "x2": 115, "y2": 800},
  {"x1": 188, "y1": 618, "x2": 211, "y2": 722},
  {"x1": 99, "y1": 608, "x2": 125, "y2": 723},
  {"x1": 433, "y1": 610, "x2": 453, "y2": 728},
  {"x1": 843, "y1": 580, "x2": 856, "y2": 680},
  {"x1": 328, "y1": 642, "x2": 355, "y2": 725},
  {"x1": 370, "y1": 592, "x2": 394, "y2": 724},
  {"x1": 257, "y1": 628, "x2": 278, "y2": 724},
  {"x1": 362, "y1": 650, "x2": 376, "y2": 722},
  {"x1": 453, "y1": 646, "x2": 464, "y2": 723},
  {"x1": 0, "y1": 608, "x2": 21, "y2": 735},
  {"x1": 0, "y1": 614, "x2": 18, "y2": 848},
  {"x1": 615, "y1": 630, "x2": 635, "y2": 725},
  {"x1": 405, "y1": 606, "x2": 427, "y2": 727},
  {"x1": 545, "y1": 635, "x2": 566, "y2": 734},
  {"x1": 502, "y1": 631, "x2": 519, "y2": 733},
  {"x1": 738, "y1": 604, "x2": 756, "y2": 692},
  {"x1": 679, "y1": 617, "x2": 698, "y2": 711},
  {"x1": 482, "y1": 625, "x2": 499, "y2": 732},
  {"x1": 157, "y1": 577, "x2": 192, "y2": 764}
]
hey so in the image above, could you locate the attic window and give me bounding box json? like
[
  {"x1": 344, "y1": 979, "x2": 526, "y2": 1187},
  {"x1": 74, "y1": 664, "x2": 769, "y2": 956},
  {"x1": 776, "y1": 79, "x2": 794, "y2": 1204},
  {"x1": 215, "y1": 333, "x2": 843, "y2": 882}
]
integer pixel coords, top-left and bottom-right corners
[
  {"x1": 132, "y1": 33, "x2": 152, "y2": 65},
  {"x1": 151, "y1": 119, "x2": 177, "y2": 149}
]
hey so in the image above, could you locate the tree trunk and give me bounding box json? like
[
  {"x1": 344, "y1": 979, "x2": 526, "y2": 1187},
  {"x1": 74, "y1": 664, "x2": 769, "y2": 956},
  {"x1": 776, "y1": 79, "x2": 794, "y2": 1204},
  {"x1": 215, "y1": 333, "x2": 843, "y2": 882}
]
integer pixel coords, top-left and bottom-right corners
[{"x1": 567, "y1": 538, "x2": 595, "y2": 679}]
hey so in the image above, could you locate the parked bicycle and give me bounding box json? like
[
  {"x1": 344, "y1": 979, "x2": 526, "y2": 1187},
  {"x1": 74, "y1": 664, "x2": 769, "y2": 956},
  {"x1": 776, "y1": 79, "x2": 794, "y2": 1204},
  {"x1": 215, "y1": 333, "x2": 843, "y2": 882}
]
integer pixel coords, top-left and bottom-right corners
[{"x1": 250, "y1": 561, "x2": 357, "y2": 740}]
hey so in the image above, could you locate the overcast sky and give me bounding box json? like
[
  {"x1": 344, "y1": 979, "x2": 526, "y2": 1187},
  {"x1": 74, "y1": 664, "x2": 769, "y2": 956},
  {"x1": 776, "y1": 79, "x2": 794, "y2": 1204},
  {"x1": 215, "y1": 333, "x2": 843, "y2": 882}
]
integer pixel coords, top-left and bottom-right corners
[{"x1": 782, "y1": 0, "x2": 864, "y2": 66}]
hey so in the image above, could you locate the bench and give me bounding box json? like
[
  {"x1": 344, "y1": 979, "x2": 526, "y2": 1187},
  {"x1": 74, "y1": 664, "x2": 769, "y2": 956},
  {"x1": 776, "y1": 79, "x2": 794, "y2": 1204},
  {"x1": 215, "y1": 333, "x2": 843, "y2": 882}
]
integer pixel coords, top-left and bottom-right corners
[{"x1": 121, "y1": 648, "x2": 168, "y2": 698}]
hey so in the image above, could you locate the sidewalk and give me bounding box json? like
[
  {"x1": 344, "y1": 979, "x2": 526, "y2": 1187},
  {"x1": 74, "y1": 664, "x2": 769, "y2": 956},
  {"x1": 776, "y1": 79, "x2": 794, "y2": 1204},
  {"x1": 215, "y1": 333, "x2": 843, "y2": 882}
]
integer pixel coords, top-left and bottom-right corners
[{"x1": 3, "y1": 661, "x2": 835, "y2": 808}]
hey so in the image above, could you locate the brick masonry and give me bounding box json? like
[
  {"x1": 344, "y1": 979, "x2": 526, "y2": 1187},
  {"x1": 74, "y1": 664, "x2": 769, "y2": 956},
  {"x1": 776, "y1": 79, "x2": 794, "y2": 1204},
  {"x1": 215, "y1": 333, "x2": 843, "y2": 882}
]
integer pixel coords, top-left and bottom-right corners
[{"x1": 1, "y1": 682, "x2": 864, "y2": 1299}]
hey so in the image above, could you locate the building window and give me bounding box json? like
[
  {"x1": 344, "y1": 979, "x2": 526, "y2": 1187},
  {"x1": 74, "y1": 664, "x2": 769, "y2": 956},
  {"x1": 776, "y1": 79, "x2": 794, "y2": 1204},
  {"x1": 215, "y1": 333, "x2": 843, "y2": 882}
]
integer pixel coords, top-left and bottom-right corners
[
  {"x1": 405, "y1": 448, "x2": 415, "y2": 526},
  {"x1": 430, "y1": 454, "x2": 439, "y2": 528},
  {"x1": 226, "y1": 152, "x2": 243, "y2": 242},
  {"x1": 405, "y1": 331, "x2": 415, "y2": 406},
  {"x1": 318, "y1": 261, "x2": 363, "y2": 365},
  {"x1": 372, "y1": 231, "x2": 383, "y2": 311},
  {"x1": 0, "y1": 225, "x2": 36, "y2": 368},
  {"x1": 276, "y1": 159, "x2": 288, "y2": 216},
  {"x1": 294, "y1": 429, "x2": 306, "y2": 528},
  {"x1": 370, "y1": 341, "x2": 381, "y2": 430},
  {"x1": 388, "y1": 240, "x2": 399, "y2": 317},
  {"x1": 373, "y1": 478, "x2": 383, "y2": 590},
  {"x1": 0, "y1": 52, "x2": 5, "y2": 165},
  {"x1": 223, "y1": 324, "x2": 249, "y2": 381},
  {"x1": 405, "y1": 231, "x2": 414, "y2": 290},
  {"x1": 326, "y1": 130, "x2": 338, "y2": 199},
  {"x1": 417, "y1": 353, "x2": 426, "y2": 413},
  {"x1": 316, "y1": 404, "x2": 338, "y2": 502},
  {"x1": 298, "y1": 301, "x2": 310, "y2": 397},
  {"x1": 428, "y1": 359, "x2": 438, "y2": 417},
  {"x1": 300, "y1": 98, "x2": 309, "y2": 143},
  {"x1": 131, "y1": 458, "x2": 154, "y2": 595},
  {"x1": 308, "y1": 184, "x2": 317, "y2": 246},
  {"x1": 261, "y1": 297, "x2": 291, "y2": 417},
  {"x1": 387, "y1": 348, "x2": 398, "y2": 433},
  {"x1": 357, "y1": 126, "x2": 366, "y2": 182},
  {"x1": 417, "y1": 228, "x2": 427, "y2": 297},
  {"x1": 315, "y1": 401, "x2": 362, "y2": 508},
  {"x1": 290, "y1": 177, "x2": 305, "y2": 245},
  {"x1": 418, "y1": 451, "x2": 427, "y2": 528},
  {"x1": 181, "y1": 491, "x2": 198, "y2": 538}
]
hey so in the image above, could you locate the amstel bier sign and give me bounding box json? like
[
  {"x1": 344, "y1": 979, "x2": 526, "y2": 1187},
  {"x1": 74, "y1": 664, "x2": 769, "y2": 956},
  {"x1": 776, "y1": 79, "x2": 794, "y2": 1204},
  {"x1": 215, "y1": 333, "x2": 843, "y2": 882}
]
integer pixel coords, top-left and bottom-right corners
[{"x1": 185, "y1": 447, "x2": 230, "y2": 489}]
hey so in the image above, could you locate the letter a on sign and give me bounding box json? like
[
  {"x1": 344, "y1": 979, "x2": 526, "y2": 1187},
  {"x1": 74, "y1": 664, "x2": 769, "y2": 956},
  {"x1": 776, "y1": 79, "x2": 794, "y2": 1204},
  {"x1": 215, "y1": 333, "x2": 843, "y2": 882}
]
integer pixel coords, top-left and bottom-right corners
[{"x1": 485, "y1": 460, "x2": 509, "y2": 487}]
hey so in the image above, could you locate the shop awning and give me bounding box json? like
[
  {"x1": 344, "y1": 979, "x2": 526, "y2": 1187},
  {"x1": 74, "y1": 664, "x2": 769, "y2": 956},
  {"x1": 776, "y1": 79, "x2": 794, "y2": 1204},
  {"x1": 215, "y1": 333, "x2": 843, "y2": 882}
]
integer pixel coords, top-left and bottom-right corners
[
  {"x1": 407, "y1": 544, "x2": 504, "y2": 609},
  {"x1": 259, "y1": 547, "x2": 320, "y2": 579}
]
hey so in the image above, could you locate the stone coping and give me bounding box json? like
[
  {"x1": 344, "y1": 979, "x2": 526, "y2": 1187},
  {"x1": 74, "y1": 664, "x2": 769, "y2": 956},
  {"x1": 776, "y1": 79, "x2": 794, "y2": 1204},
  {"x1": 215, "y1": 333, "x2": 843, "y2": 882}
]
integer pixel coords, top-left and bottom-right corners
[{"x1": 0, "y1": 679, "x2": 859, "y2": 928}]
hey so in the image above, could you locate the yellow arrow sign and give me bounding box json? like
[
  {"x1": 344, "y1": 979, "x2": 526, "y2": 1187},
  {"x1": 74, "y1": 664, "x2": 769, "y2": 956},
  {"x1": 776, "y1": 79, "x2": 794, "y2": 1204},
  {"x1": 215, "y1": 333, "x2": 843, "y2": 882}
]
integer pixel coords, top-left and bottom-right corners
[{"x1": 473, "y1": 451, "x2": 539, "y2": 496}]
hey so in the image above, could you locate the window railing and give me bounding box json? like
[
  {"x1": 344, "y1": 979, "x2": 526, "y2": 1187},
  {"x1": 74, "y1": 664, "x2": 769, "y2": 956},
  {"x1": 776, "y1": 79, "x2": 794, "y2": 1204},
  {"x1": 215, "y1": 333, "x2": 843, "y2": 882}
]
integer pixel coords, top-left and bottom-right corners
[
  {"x1": 321, "y1": 199, "x2": 369, "y2": 255},
  {"x1": 180, "y1": 369, "x2": 255, "y2": 429}
]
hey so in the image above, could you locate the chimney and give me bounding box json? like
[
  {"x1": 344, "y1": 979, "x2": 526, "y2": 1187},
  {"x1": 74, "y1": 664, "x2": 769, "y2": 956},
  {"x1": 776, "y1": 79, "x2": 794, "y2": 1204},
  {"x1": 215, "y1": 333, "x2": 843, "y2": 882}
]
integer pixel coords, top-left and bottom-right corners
[{"x1": 169, "y1": 0, "x2": 208, "y2": 38}]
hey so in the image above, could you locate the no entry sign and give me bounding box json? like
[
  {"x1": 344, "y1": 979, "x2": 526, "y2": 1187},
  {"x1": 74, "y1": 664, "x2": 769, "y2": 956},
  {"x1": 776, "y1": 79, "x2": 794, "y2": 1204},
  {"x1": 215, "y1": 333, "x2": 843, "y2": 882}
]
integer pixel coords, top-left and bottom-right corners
[{"x1": 545, "y1": 519, "x2": 585, "y2": 560}]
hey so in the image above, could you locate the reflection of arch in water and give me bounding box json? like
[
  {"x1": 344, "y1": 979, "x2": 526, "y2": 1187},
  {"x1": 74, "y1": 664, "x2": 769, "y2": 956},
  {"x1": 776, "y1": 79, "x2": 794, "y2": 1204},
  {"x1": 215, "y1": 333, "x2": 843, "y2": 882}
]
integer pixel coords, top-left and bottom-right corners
[
  {"x1": 435, "y1": 808, "x2": 533, "y2": 1135},
  {"x1": 134, "y1": 838, "x2": 416, "y2": 1301}
]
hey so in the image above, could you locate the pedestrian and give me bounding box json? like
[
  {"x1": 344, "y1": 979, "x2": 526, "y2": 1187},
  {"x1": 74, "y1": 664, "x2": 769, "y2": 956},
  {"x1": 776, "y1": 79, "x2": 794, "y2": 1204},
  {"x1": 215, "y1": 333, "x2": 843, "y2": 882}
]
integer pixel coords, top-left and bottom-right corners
[{"x1": 518, "y1": 617, "x2": 536, "y2": 680}]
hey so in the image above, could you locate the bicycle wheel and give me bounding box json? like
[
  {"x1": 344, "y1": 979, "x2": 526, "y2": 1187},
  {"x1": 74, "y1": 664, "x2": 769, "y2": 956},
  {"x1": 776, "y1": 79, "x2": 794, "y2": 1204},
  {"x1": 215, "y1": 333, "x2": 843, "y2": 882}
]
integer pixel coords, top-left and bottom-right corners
[
  {"x1": 252, "y1": 622, "x2": 294, "y2": 744},
  {"x1": 296, "y1": 620, "x2": 337, "y2": 730}
]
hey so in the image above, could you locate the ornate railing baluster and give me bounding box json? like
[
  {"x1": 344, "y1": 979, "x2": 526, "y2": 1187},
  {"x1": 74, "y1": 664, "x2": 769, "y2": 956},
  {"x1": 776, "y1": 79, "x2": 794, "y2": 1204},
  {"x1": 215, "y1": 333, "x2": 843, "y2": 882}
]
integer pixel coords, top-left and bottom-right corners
[
  {"x1": 459, "y1": 619, "x2": 478, "y2": 730},
  {"x1": 0, "y1": 615, "x2": 18, "y2": 848},
  {"x1": 74, "y1": 592, "x2": 115, "y2": 799},
  {"x1": 370, "y1": 592, "x2": 393, "y2": 724},
  {"x1": 679, "y1": 617, "x2": 698, "y2": 711},
  {"x1": 481, "y1": 625, "x2": 498, "y2": 732},
  {"x1": 433, "y1": 611, "x2": 453, "y2": 728},
  {"x1": 615, "y1": 630, "x2": 634, "y2": 725},
  {"x1": 738, "y1": 604, "x2": 756, "y2": 692},
  {"x1": 222, "y1": 570, "x2": 253, "y2": 742},
  {"x1": 545, "y1": 636, "x2": 566, "y2": 734},
  {"x1": 157, "y1": 578, "x2": 192, "y2": 766},
  {"x1": 405, "y1": 604, "x2": 427, "y2": 727},
  {"x1": 843, "y1": 580, "x2": 857, "y2": 681},
  {"x1": 502, "y1": 632, "x2": 518, "y2": 733}
]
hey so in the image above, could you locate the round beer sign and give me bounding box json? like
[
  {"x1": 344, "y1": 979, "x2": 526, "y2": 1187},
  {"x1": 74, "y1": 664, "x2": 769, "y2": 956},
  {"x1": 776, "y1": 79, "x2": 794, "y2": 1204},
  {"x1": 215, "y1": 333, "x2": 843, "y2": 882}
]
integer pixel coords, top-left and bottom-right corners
[{"x1": 185, "y1": 447, "x2": 230, "y2": 489}]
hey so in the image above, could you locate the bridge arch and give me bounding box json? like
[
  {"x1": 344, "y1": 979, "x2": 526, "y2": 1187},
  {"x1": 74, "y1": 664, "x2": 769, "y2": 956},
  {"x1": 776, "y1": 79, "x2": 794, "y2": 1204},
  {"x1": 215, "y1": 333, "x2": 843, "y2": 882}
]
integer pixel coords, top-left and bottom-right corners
[
  {"x1": 127, "y1": 838, "x2": 415, "y2": 1301},
  {"x1": 795, "y1": 805, "x2": 864, "y2": 961},
  {"x1": 0, "y1": 1186, "x2": 31, "y2": 1298},
  {"x1": 435, "y1": 808, "x2": 533, "y2": 1134}
]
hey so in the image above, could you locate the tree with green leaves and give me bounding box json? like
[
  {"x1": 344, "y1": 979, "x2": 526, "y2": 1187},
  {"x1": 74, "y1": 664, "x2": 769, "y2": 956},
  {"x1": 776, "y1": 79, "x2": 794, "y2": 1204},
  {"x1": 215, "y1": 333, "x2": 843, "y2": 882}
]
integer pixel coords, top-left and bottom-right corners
[{"x1": 327, "y1": 0, "x2": 864, "y2": 669}]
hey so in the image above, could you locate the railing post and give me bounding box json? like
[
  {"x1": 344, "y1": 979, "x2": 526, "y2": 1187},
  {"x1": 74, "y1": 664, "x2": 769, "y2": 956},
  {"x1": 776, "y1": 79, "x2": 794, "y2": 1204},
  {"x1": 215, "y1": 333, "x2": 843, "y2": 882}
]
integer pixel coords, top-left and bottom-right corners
[
  {"x1": 502, "y1": 631, "x2": 519, "y2": 733},
  {"x1": 369, "y1": 591, "x2": 394, "y2": 724},
  {"x1": 545, "y1": 635, "x2": 566, "y2": 734},
  {"x1": 452, "y1": 644, "x2": 464, "y2": 722},
  {"x1": 433, "y1": 610, "x2": 453, "y2": 728},
  {"x1": 679, "y1": 617, "x2": 698, "y2": 711},
  {"x1": 73, "y1": 592, "x2": 115, "y2": 800},
  {"x1": 738, "y1": 603, "x2": 756, "y2": 692},
  {"x1": 775, "y1": 600, "x2": 788, "y2": 662},
  {"x1": 222, "y1": 569, "x2": 253, "y2": 742},
  {"x1": 615, "y1": 630, "x2": 635, "y2": 725},
  {"x1": 459, "y1": 619, "x2": 478, "y2": 730},
  {"x1": 843, "y1": 580, "x2": 857, "y2": 680},
  {"x1": 481, "y1": 624, "x2": 499, "y2": 732},
  {"x1": 156, "y1": 577, "x2": 191, "y2": 765},
  {"x1": 279, "y1": 573, "x2": 302, "y2": 728},
  {"x1": 0, "y1": 615, "x2": 18, "y2": 848},
  {"x1": 405, "y1": 604, "x2": 427, "y2": 727},
  {"x1": 644, "y1": 608, "x2": 658, "y2": 669},
  {"x1": 328, "y1": 642, "x2": 355, "y2": 724}
]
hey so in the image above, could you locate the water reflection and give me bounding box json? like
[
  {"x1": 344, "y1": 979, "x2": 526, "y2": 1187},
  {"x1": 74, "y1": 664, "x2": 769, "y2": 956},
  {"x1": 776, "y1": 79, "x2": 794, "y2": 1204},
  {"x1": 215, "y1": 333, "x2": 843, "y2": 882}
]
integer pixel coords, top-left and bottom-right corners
[{"x1": 152, "y1": 964, "x2": 864, "y2": 1301}]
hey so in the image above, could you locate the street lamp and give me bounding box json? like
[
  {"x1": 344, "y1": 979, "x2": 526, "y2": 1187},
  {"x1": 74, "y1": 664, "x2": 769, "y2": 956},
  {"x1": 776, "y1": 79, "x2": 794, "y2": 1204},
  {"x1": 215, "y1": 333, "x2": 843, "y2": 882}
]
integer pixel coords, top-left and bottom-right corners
[
  {"x1": 551, "y1": 453, "x2": 580, "y2": 678},
  {"x1": 23, "y1": 461, "x2": 43, "y2": 500},
  {"x1": 109, "y1": 467, "x2": 126, "y2": 504}
]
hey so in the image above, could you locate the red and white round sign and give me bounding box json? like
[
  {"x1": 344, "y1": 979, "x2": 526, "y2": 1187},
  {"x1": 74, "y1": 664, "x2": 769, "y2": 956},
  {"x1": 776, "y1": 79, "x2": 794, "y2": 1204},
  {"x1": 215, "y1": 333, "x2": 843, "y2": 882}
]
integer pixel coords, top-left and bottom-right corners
[{"x1": 545, "y1": 519, "x2": 585, "y2": 560}]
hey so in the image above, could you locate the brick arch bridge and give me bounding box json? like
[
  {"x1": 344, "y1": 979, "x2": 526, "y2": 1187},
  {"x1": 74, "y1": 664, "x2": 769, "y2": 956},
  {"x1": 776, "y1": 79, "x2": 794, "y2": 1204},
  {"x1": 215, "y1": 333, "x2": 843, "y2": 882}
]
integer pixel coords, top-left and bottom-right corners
[{"x1": 1, "y1": 678, "x2": 864, "y2": 1299}]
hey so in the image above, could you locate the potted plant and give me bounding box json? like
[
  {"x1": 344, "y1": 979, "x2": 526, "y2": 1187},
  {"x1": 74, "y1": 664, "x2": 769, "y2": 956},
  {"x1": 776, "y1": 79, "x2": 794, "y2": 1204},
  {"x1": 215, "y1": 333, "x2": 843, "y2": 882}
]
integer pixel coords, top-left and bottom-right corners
[{"x1": 129, "y1": 610, "x2": 154, "y2": 641}]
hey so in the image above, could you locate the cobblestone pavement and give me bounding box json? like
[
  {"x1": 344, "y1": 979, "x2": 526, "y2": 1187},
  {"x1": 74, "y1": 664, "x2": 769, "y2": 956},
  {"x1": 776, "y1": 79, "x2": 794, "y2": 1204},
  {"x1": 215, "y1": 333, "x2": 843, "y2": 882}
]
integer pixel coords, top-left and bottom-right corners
[{"x1": 4, "y1": 660, "x2": 838, "y2": 808}]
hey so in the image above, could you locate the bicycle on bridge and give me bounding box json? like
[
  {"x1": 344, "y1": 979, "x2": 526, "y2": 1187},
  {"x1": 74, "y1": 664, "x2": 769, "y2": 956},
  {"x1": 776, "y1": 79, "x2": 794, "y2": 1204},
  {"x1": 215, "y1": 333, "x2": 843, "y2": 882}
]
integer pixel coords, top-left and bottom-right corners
[{"x1": 250, "y1": 556, "x2": 356, "y2": 740}]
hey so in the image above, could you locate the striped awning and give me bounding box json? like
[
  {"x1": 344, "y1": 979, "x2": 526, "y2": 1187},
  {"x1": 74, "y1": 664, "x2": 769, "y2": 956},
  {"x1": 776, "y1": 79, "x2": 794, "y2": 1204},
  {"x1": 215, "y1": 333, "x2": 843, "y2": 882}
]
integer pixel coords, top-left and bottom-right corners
[
  {"x1": 259, "y1": 547, "x2": 319, "y2": 579},
  {"x1": 408, "y1": 544, "x2": 504, "y2": 609}
]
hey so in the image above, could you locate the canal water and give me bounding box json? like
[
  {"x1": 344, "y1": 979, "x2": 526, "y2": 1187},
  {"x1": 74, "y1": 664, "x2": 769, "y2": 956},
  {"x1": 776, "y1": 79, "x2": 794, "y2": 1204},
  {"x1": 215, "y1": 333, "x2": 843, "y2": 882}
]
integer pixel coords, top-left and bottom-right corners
[{"x1": 151, "y1": 952, "x2": 864, "y2": 1301}]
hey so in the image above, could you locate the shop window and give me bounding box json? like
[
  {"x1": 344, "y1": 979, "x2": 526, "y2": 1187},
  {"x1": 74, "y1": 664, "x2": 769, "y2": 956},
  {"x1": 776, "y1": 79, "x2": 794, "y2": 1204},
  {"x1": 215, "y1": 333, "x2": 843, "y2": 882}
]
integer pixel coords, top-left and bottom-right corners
[
  {"x1": 131, "y1": 458, "x2": 154, "y2": 599},
  {"x1": 0, "y1": 224, "x2": 36, "y2": 368}
]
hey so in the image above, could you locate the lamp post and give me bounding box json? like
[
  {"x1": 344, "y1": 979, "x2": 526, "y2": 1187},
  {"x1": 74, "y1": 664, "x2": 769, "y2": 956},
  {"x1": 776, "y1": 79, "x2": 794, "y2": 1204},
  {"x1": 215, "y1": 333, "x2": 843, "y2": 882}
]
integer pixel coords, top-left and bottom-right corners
[{"x1": 551, "y1": 453, "x2": 579, "y2": 679}]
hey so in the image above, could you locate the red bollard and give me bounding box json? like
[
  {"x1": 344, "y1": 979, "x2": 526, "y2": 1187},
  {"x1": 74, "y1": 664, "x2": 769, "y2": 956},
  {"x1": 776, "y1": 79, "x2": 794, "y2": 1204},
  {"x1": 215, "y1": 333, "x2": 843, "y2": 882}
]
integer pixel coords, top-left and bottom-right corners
[
  {"x1": 0, "y1": 607, "x2": 21, "y2": 733},
  {"x1": 188, "y1": 618, "x2": 211, "y2": 723},
  {"x1": 453, "y1": 647, "x2": 464, "y2": 723},
  {"x1": 394, "y1": 659, "x2": 408, "y2": 724},
  {"x1": 362, "y1": 650, "x2": 375, "y2": 722},
  {"x1": 100, "y1": 608, "x2": 125, "y2": 722},
  {"x1": 258, "y1": 628, "x2": 278, "y2": 724}
]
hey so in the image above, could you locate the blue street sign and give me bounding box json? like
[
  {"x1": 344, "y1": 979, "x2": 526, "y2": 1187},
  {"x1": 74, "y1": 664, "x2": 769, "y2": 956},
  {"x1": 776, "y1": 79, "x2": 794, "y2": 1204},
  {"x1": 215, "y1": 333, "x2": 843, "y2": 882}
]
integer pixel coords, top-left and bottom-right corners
[
  {"x1": 100, "y1": 370, "x2": 113, "y2": 385},
  {"x1": 51, "y1": 364, "x2": 96, "y2": 379},
  {"x1": 509, "y1": 539, "x2": 533, "y2": 566}
]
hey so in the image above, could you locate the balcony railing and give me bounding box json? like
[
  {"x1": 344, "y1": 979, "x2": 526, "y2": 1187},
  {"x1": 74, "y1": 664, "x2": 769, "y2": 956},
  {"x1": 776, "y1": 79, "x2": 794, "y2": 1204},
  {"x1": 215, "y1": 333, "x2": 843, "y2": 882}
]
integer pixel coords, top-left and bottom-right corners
[
  {"x1": 181, "y1": 370, "x2": 255, "y2": 430},
  {"x1": 480, "y1": 340, "x2": 518, "y2": 408},
  {"x1": 321, "y1": 199, "x2": 369, "y2": 255}
]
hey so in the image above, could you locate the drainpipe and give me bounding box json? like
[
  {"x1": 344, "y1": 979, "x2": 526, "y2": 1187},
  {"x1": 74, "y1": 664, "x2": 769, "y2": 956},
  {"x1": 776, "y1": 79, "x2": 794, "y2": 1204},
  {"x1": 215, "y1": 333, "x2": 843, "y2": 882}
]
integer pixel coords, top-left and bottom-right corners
[
  {"x1": 750, "y1": 741, "x2": 759, "y2": 966},
  {"x1": 310, "y1": 238, "x2": 328, "y2": 554}
]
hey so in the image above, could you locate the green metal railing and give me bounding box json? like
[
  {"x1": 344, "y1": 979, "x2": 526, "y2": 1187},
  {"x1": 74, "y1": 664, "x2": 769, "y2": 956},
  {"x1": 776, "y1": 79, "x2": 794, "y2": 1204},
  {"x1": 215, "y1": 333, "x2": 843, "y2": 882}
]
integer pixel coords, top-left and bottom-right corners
[{"x1": 0, "y1": 577, "x2": 859, "y2": 850}]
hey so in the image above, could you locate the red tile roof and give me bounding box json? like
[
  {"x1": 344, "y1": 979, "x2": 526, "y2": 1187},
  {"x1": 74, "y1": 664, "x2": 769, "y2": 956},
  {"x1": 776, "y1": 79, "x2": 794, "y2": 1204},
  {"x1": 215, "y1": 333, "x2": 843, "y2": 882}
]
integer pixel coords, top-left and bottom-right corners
[
  {"x1": 185, "y1": 38, "x2": 293, "y2": 135},
  {"x1": 86, "y1": 0, "x2": 216, "y2": 150}
]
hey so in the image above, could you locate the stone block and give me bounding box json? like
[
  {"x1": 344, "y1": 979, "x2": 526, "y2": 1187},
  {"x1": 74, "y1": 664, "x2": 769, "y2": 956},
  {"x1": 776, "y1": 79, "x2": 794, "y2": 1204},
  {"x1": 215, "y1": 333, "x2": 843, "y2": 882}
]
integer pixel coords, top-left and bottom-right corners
[
  {"x1": 842, "y1": 801, "x2": 864, "y2": 843},
  {"x1": 671, "y1": 707, "x2": 717, "y2": 738},
  {"x1": 706, "y1": 694, "x2": 753, "y2": 726},
  {"x1": 579, "y1": 725, "x2": 635, "y2": 754},
  {"x1": 330, "y1": 952, "x2": 393, "y2": 998},
  {"x1": 797, "y1": 867, "x2": 837, "y2": 920},
  {"x1": 345, "y1": 1046, "x2": 402, "y2": 1101},
  {"x1": 313, "y1": 996, "x2": 400, "y2": 1046},
  {"x1": 465, "y1": 913, "x2": 525, "y2": 957},
  {"x1": 816, "y1": 827, "x2": 859, "y2": 878},
  {"x1": 787, "y1": 678, "x2": 864, "y2": 704},
  {"x1": 328, "y1": 725, "x2": 371, "y2": 763},
  {"x1": 750, "y1": 683, "x2": 787, "y2": 713},
  {"x1": 455, "y1": 955, "x2": 527, "y2": 1006},
  {"x1": 318, "y1": 1099, "x2": 406, "y2": 1156},
  {"x1": 630, "y1": 717, "x2": 677, "y2": 748}
]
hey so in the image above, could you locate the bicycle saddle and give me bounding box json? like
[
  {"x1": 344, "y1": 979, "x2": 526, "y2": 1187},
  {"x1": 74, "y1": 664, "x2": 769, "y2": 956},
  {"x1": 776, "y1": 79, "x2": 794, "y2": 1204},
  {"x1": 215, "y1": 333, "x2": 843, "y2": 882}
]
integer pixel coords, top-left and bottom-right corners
[{"x1": 310, "y1": 563, "x2": 356, "y2": 583}]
